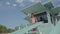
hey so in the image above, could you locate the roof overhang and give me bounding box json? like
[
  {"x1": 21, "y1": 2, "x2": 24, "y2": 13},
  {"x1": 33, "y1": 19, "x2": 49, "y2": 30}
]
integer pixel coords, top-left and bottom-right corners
[
  {"x1": 50, "y1": 7, "x2": 60, "y2": 15},
  {"x1": 21, "y1": 2, "x2": 46, "y2": 15},
  {"x1": 24, "y1": 10, "x2": 48, "y2": 21}
]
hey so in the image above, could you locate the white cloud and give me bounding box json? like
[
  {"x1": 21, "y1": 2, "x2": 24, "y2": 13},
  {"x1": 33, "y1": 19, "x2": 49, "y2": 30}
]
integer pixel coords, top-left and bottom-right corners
[
  {"x1": 29, "y1": 0, "x2": 40, "y2": 3},
  {"x1": 16, "y1": 0, "x2": 24, "y2": 4},
  {"x1": 29, "y1": 0, "x2": 35, "y2": 2},
  {"x1": 15, "y1": 0, "x2": 40, "y2": 7},
  {"x1": 16, "y1": 0, "x2": 25, "y2": 7},
  {"x1": 6, "y1": 2, "x2": 10, "y2": 5},
  {"x1": 12, "y1": 4, "x2": 17, "y2": 7},
  {"x1": 52, "y1": 0, "x2": 60, "y2": 7}
]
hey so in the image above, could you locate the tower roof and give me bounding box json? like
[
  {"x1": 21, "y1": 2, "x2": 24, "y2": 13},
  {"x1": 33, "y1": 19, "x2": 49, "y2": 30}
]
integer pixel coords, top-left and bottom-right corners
[
  {"x1": 21, "y1": 2, "x2": 46, "y2": 15},
  {"x1": 21, "y1": 2, "x2": 60, "y2": 22}
]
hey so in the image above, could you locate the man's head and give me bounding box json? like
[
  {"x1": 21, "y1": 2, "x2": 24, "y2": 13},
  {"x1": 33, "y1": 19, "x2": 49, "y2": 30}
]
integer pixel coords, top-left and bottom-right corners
[{"x1": 31, "y1": 13, "x2": 36, "y2": 18}]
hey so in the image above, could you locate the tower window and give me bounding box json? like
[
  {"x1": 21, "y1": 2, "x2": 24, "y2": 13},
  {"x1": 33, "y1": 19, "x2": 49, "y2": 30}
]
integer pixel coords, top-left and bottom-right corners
[{"x1": 35, "y1": 12, "x2": 48, "y2": 23}]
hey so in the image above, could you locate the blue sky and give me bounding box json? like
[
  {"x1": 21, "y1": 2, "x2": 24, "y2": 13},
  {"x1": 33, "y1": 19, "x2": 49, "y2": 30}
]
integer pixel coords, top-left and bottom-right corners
[{"x1": 0, "y1": 0, "x2": 60, "y2": 29}]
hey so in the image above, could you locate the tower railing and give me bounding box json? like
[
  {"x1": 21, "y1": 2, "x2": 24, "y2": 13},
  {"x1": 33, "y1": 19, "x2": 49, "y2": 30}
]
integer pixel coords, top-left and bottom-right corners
[{"x1": 9, "y1": 22, "x2": 43, "y2": 34}]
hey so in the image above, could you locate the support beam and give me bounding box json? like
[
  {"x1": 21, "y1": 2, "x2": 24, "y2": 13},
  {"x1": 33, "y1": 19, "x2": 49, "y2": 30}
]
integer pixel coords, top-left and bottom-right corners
[
  {"x1": 46, "y1": 11, "x2": 51, "y2": 24},
  {"x1": 49, "y1": 20, "x2": 60, "y2": 34}
]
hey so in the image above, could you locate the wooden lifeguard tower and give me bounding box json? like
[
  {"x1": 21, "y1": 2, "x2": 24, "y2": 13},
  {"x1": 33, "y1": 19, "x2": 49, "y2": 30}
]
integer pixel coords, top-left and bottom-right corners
[{"x1": 10, "y1": 2, "x2": 60, "y2": 34}]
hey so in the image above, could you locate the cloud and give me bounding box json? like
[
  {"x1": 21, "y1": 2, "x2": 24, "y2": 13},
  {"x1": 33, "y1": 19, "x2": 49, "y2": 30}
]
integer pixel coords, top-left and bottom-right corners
[
  {"x1": 16, "y1": 0, "x2": 24, "y2": 4},
  {"x1": 29, "y1": 0, "x2": 40, "y2": 3},
  {"x1": 52, "y1": 0, "x2": 60, "y2": 7},
  {"x1": 16, "y1": 0, "x2": 25, "y2": 7},
  {"x1": 16, "y1": 0, "x2": 40, "y2": 3},
  {"x1": 15, "y1": 0, "x2": 40, "y2": 7},
  {"x1": 12, "y1": 4, "x2": 17, "y2": 7},
  {"x1": 6, "y1": 2, "x2": 10, "y2": 5},
  {"x1": 29, "y1": 0, "x2": 35, "y2": 2}
]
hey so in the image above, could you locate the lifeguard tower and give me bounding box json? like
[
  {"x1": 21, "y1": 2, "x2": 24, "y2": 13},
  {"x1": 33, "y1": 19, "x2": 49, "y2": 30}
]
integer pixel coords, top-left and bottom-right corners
[{"x1": 10, "y1": 2, "x2": 60, "y2": 34}]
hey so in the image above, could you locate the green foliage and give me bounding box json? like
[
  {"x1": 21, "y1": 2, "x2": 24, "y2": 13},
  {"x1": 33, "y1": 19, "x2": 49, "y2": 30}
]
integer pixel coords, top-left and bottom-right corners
[
  {"x1": 44, "y1": 2, "x2": 54, "y2": 10},
  {"x1": 0, "y1": 25, "x2": 7, "y2": 33},
  {"x1": 0, "y1": 25, "x2": 15, "y2": 33},
  {"x1": 15, "y1": 26, "x2": 19, "y2": 31},
  {"x1": 7, "y1": 29, "x2": 15, "y2": 33}
]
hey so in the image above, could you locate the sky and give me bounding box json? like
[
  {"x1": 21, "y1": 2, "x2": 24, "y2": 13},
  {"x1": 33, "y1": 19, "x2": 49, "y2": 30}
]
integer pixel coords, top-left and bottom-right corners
[{"x1": 0, "y1": 0, "x2": 60, "y2": 29}]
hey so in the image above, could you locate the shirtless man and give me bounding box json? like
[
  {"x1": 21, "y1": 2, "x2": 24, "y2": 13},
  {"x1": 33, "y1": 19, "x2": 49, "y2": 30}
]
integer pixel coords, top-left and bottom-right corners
[
  {"x1": 30, "y1": 13, "x2": 37, "y2": 34},
  {"x1": 30, "y1": 13, "x2": 37, "y2": 24}
]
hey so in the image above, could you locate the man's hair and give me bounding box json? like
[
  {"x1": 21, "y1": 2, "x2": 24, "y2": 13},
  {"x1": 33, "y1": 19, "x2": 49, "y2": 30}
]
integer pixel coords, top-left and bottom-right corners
[{"x1": 31, "y1": 13, "x2": 36, "y2": 18}]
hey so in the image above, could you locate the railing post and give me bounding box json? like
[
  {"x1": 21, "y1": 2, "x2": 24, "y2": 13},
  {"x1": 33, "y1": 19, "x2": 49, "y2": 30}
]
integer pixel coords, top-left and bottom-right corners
[
  {"x1": 37, "y1": 25, "x2": 41, "y2": 34},
  {"x1": 46, "y1": 11, "x2": 51, "y2": 24}
]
